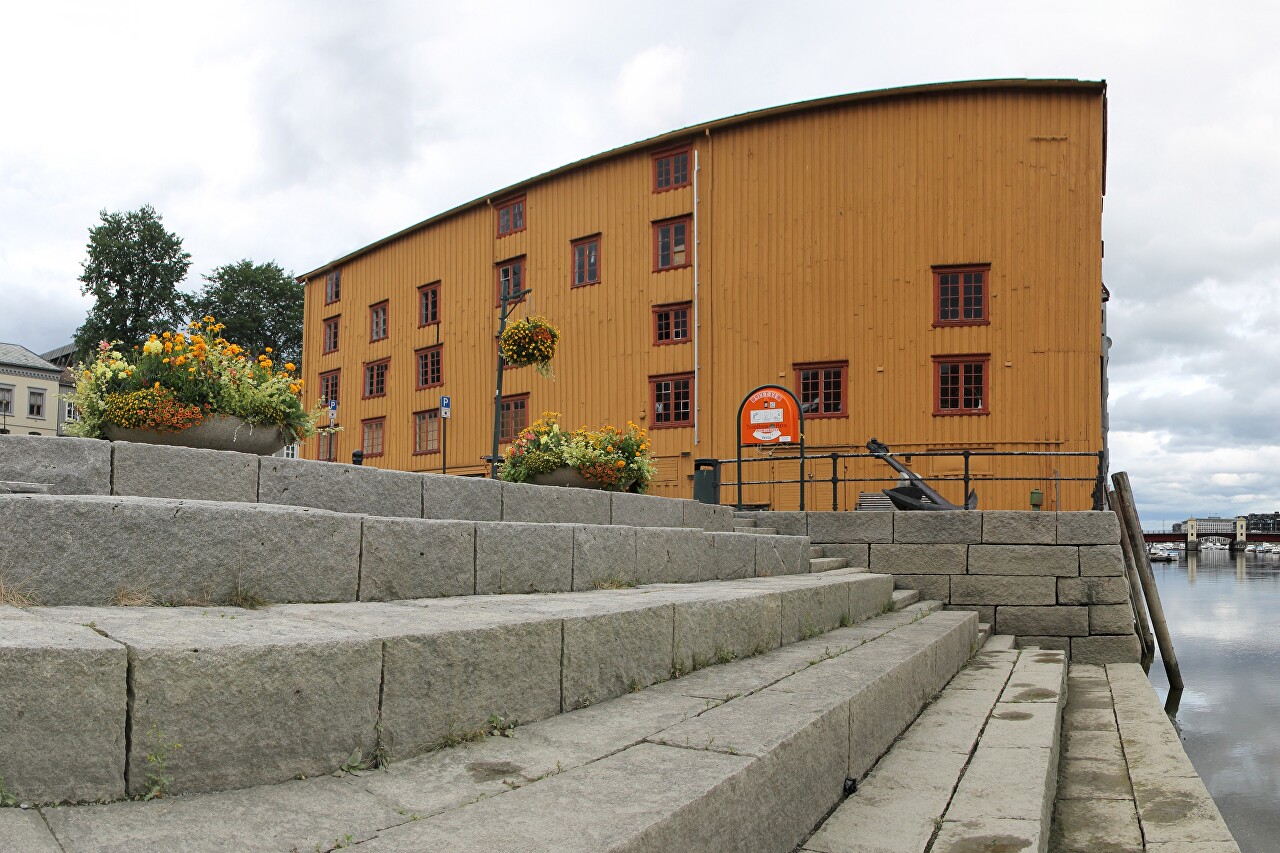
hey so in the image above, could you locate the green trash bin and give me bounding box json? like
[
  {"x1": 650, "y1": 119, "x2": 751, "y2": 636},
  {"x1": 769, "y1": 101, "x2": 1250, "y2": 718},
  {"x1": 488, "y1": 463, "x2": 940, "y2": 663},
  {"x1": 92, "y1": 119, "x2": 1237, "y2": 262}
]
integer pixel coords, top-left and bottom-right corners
[{"x1": 693, "y1": 458, "x2": 721, "y2": 505}]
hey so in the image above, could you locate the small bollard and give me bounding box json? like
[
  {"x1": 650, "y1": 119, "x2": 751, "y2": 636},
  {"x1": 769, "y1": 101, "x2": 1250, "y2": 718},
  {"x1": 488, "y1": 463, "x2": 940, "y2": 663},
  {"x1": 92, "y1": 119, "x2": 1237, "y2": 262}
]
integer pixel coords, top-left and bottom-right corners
[{"x1": 352, "y1": 449, "x2": 364, "y2": 466}]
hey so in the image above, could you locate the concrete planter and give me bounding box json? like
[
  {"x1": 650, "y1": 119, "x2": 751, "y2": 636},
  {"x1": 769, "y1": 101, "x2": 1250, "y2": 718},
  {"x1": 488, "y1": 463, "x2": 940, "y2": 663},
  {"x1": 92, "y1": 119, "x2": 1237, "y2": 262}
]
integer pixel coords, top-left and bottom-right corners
[
  {"x1": 529, "y1": 466, "x2": 636, "y2": 492},
  {"x1": 103, "y1": 416, "x2": 286, "y2": 456}
]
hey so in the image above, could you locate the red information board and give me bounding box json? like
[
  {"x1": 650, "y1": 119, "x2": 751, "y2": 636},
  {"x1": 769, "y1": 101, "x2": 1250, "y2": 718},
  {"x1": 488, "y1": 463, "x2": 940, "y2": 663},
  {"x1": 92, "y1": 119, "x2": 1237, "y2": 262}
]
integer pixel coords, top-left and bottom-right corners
[{"x1": 739, "y1": 386, "x2": 801, "y2": 445}]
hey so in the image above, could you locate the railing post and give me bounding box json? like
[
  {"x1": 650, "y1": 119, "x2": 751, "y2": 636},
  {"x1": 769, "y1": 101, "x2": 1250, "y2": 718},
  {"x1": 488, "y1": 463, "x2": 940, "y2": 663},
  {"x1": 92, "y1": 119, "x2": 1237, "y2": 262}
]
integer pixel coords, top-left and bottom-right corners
[
  {"x1": 963, "y1": 450, "x2": 971, "y2": 506},
  {"x1": 830, "y1": 452, "x2": 839, "y2": 512},
  {"x1": 1093, "y1": 451, "x2": 1107, "y2": 510}
]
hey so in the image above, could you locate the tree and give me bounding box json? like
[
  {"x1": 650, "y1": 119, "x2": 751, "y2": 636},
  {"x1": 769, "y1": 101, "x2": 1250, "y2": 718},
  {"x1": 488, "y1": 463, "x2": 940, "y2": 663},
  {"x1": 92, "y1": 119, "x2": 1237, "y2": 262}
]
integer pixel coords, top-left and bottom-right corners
[
  {"x1": 185, "y1": 260, "x2": 304, "y2": 367},
  {"x1": 74, "y1": 205, "x2": 191, "y2": 358}
]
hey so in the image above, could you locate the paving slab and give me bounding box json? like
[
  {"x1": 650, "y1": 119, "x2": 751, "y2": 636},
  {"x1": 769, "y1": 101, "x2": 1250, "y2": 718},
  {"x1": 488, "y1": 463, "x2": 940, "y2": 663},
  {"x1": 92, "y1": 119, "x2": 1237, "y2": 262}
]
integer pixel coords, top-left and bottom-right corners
[
  {"x1": 1051, "y1": 797, "x2": 1144, "y2": 853},
  {"x1": 893, "y1": 684, "x2": 1007, "y2": 756},
  {"x1": 0, "y1": 809, "x2": 61, "y2": 852},
  {"x1": 1057, "y1": 757, "x2": 1135, "y2": 800},
  {"x1": 358, "y1": 517, "x2": 475, "y2": 600},
  {"x1": 945, "y1": 745, "x2": 1057, "y2": 827},
  {"x1": 932, "y1": 817, "x2": 1045, "y2": 853},
  {"x1": 979, "y1": 700, "x2": 1061, "y2": 750}
]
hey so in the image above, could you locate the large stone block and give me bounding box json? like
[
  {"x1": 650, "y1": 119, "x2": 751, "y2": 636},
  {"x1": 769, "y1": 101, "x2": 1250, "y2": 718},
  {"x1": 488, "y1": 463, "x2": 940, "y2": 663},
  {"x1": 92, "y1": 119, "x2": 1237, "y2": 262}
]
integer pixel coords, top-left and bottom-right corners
[
  {"x1": 1058, "y1": 576, "x2": 1130, "y2": 605},
  {"x1": 951, "y1": 575, "x2": 1056, "y2": 606},
  {"x1": 969, "y1": 544, "x2": 1080, "y2": 576},
  {"x1": 947, "y1": 604, "x2": 995, "y2": 626},
  {"x1": 475, "y1": 522, "x2": 574, "y2": 593},
  {"x1": 421, "y1": 473, "x2": 502, "y2": 521},
  {"x1": 870, "y1": 543, "x2": 967, "y2": 574},
  {"x1": 895, "y1": 573, "x2": 951, "y2": 603},
  {"x1": 52, "y1": 608, "x2": 384, "y2": 796},
  {"x1": 1073, "y1": 634, "x2": 1142, "y2": 665},
  {"x1": 706, "y1": 504, "x2": 736, "y2": 532},
  {"x1": 0, "y1": 619, "x2": 126, "y2": 804},
  {"x1": 635, "y1": 527, "x2": 711, "y2": 583},
  {"x1": 981, "y1": 510, "x2": 1056, "y2": 544},
  {"x1": 778, "y1": 580, "x2": 852, "y2": 644},
  {"x1": 1090, "y1": 604, "x2": 1137, "y2": 635},
  {"x1": 1080, "y1": 544, "x2": 1126, "y2": 577},
  {"x1": 501, "y1": 481, "x2": 611, "y2": 525},
  {"x1": 893, "y1": 510, "x2": 981, "y2": 544},
  {"x1": 710, "y1": 532, "x2": 758, "y2": 580},
  {"x1": 681, "y1": 499, "x2": 718, "y2": 530},
  {"x1": 747, "y1": 511, "x2": 808, "y2": 537},
  {"x1": 755, "y1": 534, "x2": 810, "y2": 577},
  {"x1": 259, "y1": 457, "x2": 423, "y2": 518},
  {"x1": 0, "y1": 435, "x2": 110, "y2": 495},
  {"x1": 996, "y1": 605, "x2": 1089, "y2": 637},
  {"x1": 819, "y1": 543, "x2": 870, "y2": 568},
  {"x1": 572, "y1": 525, "x2": 638, "y2": 590},
  {"x1": 610, "y1": 491, "x2": 683, "y2": 528},
  {"x1": 111, "y1": 442, "x2": 259, "y2": 502},
  {"x1": 672, "y1": 593, "x2": 781, "y2": 674},
  {"x1": 562, "y1": 603, "x2": 674, "y2": 710},
  {"x1": 806, "y1": 511, "x2": 893, "y2": 544},
  {"x1": 0, "y1": 495, "x2": 361, "y2": 606},
  {"x1": 1058, "y1": 511, "x2": 1121, "y2": 545},
  {"x1": 359, "y1": 518, "x2": 475, "y2": 601},
  {"x1": 1015, "y1": 635, "x2": 1071, "y2": 652}
]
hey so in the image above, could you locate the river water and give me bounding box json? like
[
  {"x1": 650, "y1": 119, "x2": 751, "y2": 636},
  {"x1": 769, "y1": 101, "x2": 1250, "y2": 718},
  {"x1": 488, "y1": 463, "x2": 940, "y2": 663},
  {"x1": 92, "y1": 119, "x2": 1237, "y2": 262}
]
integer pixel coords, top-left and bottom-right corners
[{"x1": 1144, "y1": 548, "x2": 1280, "y2": 853}]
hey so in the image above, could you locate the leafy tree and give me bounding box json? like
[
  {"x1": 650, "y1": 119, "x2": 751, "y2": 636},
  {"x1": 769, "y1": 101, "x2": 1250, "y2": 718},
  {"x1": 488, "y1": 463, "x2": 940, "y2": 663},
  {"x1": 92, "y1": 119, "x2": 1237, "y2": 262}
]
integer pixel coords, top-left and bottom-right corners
[
  {"x1": 185, "y1": 260, "x2": 304, "y2": 367},
  {"x1": 74, "y1": 205, "x2": 191, "y2": 358}
]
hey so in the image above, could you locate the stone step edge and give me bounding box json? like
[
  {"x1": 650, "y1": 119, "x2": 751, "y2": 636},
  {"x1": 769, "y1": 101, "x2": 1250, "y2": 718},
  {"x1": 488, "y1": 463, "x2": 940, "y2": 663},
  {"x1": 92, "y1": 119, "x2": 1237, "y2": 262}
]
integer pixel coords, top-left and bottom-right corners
[
  {"x1": 20, "y1": 602, "x2": 957, "y2": 852},
  {"x1": 2, "y1": 570, "x2": 899, "y2": 805},
  {"x1": 0, "y1": 493, "x2": 816, "y2": 609}
]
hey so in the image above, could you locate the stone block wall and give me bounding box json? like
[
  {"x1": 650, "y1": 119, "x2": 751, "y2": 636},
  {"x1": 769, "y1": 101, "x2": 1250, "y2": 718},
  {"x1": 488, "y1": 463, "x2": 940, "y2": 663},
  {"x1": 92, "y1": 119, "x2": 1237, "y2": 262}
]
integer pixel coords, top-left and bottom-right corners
[{"x1": 742, "y1": 509, "x2": 1140, "y2": 663}]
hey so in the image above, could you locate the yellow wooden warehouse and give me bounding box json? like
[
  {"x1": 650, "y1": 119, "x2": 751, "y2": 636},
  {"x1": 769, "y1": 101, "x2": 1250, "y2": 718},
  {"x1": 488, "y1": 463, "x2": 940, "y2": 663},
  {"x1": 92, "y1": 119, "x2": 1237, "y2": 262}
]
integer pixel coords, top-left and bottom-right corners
[{"x1": 299, "y1": 78, "x2": 1109, "y2": 511}]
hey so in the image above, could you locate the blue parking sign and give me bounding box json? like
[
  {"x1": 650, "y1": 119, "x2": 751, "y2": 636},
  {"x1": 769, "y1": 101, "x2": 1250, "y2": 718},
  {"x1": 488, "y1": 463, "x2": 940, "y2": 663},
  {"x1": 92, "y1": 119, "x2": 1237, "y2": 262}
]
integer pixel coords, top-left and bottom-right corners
[{"x1": 440, "y1": 396, "x2": 451, "y2": 418}]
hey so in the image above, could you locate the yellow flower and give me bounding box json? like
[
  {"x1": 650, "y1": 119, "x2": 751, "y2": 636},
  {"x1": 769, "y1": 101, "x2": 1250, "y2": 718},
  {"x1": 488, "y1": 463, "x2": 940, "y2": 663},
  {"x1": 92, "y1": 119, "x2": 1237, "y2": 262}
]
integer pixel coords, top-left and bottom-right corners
[
  {"x1": 285, "y1": 363, "x2": 296, "y2": 372},
  {"x1": 143, "y1": 339, "x2": 163, "y2": 355},
  {"x1": 203, "y1": 315, "x2": 215, "y2": 323},
  {"x1": 265, "y1": 347, "x2": 273, "y2": 353},
  {"x1": 162, "y1": 358, "x2": 170, "y2": 364}
]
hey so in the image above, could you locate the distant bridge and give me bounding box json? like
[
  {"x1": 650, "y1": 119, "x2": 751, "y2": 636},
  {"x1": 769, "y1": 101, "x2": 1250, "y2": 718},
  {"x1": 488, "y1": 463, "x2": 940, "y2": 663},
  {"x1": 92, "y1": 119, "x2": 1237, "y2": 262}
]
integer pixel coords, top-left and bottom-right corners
[{"x1": 1142, "y1": 516, "x2": 1271, "y2": 551}]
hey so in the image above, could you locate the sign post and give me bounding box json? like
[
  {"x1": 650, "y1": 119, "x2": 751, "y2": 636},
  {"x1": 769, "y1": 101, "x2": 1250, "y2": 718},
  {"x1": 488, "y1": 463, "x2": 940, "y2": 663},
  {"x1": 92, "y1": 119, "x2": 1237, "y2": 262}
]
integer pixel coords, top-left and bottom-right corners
[
  {"x1": 328, "y1": 398, "x2": 337, "y2": 425},
  {"x1": 736, "y1": 385, "x2": 806, "y2": 511},
  {"x1": 440, "y1": 396, "x2": 451, "y2": 475}
]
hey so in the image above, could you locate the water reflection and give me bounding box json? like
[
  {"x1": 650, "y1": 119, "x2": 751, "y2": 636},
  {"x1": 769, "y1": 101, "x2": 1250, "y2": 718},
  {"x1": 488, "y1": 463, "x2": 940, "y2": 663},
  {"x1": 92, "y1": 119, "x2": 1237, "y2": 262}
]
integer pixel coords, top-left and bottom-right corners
[{"x1": 1146, "y1": 549, "x2": 1280, "y2": 853}]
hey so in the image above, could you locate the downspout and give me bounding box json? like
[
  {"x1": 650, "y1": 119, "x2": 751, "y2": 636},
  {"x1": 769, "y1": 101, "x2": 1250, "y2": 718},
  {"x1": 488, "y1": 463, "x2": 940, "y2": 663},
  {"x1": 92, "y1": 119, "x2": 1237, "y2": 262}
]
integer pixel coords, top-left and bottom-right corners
[{"x1": 692, "y1": 146, "x2": 701, "y2": 446}]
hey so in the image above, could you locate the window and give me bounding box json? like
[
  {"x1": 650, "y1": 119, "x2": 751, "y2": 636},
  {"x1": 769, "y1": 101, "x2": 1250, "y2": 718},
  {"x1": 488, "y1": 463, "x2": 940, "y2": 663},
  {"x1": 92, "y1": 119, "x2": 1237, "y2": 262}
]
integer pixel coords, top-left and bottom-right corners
[
  {"x1": 572, "y1": 236, "x2": 600, "y2": 287},
  {"x1": 652, "y1": 147, "x2": 691, "y2": 192},
  {"x1": 934, "y1": 265, "x2": 990, "y2": 326},
  {"x1": 64, "y1": 400, "x2": 79, "y2": 422},
  {"x1": 370, "y1": 301, "x2": 388, "y2": 342},
  {"x1": 794, "y1": 362, "x2": 847, "y2": 418},
  {"x1": 363, "y1": 359, "x2": 389, "y2": 398},
  {"x1": 323, "y1": 316, "x2": 340, "y2": 353},
  {"x1": 496, "y1": 195, "x2": 526, "y2": 236},
  {"x1": 414, "y1": 409, "x2": 440, "y2": 454},
  {"x1": 28, "y1": 390, "x2": 44, "y2": 418},
  {"x1": 934, "y1": 355, "x2": 989, "y2": 415},
  {"x1": 653, "y1": 217, "x2": 690, "y2": 271},
  {"x1": 361, "y1": 418, "x2": 385, "y2": 457},
  {"x1": 317, "y1": 431, "x2": 338, "y2": 462},
  {"x1": 320, "y1": 370, "x2": 340, "y2": 410},
  {"x1": 0, "y1": 386, "x2": 11, "y2": 416},
  {"x1": 419, "y1": 281, "x2": 440, "y2": 326},
  {"x1": 416, "y1": 345, "x2": 443, "y2": 389},
  {"x1": 325, "y1": 269, "x2": 341, "y2": 304},
  {"x1": 282, "y1": 443, "x2": 298, "y2": 459},
  {"x1": 651, "y1": 373, "x2": 693, "y2": 427},
  {"x1": 653, "y1": 302, "x2": 692, "y2": 346},
  {"x1": 496, "y1": 258, "x2": 526, "y2": 305},
  {"x1": 499, "y1": 394, "x2": 529, "y2": 442}
]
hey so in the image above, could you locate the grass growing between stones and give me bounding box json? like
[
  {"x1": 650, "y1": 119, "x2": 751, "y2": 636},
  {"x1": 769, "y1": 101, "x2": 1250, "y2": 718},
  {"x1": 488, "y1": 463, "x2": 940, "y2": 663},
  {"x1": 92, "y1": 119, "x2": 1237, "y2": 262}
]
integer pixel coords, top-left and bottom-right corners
[
  {"x1": 140, "y1": 726, "x2": 182, "y2": 801},
  {"x1": 113, "y1": 583, "x2": 157, "y2": 607},
  {"x1": 0, "y1": 776, "x2": 17, "y2": 807},
  {"x1": 0, "y1": 575, "x2": 37, "y2": 608},
  {"x1": 592, "y1": 576, "x2": 637, "y2": 590}
]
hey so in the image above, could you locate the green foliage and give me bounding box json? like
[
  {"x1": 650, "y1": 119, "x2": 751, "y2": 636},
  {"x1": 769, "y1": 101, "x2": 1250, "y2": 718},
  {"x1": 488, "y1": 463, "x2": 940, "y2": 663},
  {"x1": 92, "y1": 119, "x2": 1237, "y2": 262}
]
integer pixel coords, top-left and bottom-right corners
[
  {"x1": 141, "y1": 725, "x2": 182, "y2": 800},
  {"x1": 74, "y1": 205, "x2": 191, "y2": 359},
  {"x1": 0, "y1": 776, "x2": 17, "y2": 807},
  {"x1": 185, "y1": 260, "x2": 304, "y2": 368}
]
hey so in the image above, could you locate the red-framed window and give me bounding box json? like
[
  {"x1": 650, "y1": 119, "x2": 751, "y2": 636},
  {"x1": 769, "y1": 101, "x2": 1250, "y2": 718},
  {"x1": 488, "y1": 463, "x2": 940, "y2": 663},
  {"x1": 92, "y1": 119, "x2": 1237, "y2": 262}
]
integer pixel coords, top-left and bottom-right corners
[
  {"x1": 499, "y1": 394, "x2": 529, "y2": 442},
  {"x1": 324, "y1": 269, "x2": 341, "y2": 304},
  {"x1": 653, "y1": 302, "x2": 691, "y2": 346},
  {"x1": 652, "y1": 147, "x2": 691, "y2": 192},
  {"x1": 653, "y1": 217, "x2": 691, "y2": 271},
  {"x1": 322, "y1": 316, "x2": 340, "y2": 353},
  {"x1": 317, "y1": 430, "x2": 338, "y2": 462},
  {"x1": 369, "y1": 301, "x2": 388, "y2": 342},
  {"x1": 650, "y1": 373, "x2": 693, "y2": 428},
  {"x1": 934, "y1": 355, "x2": 990, "y2": 415},
  {"x1": 934, "y1": 265, "x2": 990, "y2": 326},
  {"x1": 416, "y1": 345, "x2": 443, "y2": 389},
  {"x1": 361, "y1": 418, "x2": 385, "y2": 457},
  {"x1": 363, "y1": 359, "x2": 389, "y2": 399},
  {"x1": 496, "y1": 257, "x2": 527, "y2": 306},
  {"x1": 572, "y1": 235, "x2": 600, "y2": 287},
  {"x1": 414, "y1": 409, "x2": 440, "y2": 455},
  {"x1": 496, "y1": 195, "x2": 526, "y2": 237},
  {"x1": 794, "y1": 361, "x2": 847, "y2": 418},
  {"x1": 419, "y1": 281, "x2": 440, "y2": 327},
  {"x1": 319, "y1": 370, "x2": 340, "y2": 410}
]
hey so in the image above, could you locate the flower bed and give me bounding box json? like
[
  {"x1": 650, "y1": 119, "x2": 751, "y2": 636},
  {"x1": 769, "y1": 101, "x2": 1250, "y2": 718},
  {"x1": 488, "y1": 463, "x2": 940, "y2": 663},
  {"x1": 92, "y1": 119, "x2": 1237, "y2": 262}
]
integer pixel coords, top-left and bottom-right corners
[
  {"x1": 68, "y1": 318, "x2": 317, "y2": 446},
  {"x1": 499, "y1": 413, "x2": 656, "y2": 492}
]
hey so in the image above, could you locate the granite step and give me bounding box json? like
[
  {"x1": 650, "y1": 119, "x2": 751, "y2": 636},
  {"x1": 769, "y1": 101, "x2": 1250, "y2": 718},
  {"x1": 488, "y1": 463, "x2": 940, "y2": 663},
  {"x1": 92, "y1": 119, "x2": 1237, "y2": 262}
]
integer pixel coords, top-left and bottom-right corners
[
  {"x1": 734, "y1": 526, "x2": 780, "y2": 535},
  {"x1": 891, "y1": 588, "x2": 920, "y2": 610},
  {"x1": 17, "y1": 603, "x2": 974, "y2": 852},
  {"x1": 802, "y1": 644, "x2": 1066, "y2": 853},
  {"x1": 0, "y1": 569, "x2": 896, "y2": 805},
  {"x1": 809, "y1": 556, "x2": 850, "y2": 573}
]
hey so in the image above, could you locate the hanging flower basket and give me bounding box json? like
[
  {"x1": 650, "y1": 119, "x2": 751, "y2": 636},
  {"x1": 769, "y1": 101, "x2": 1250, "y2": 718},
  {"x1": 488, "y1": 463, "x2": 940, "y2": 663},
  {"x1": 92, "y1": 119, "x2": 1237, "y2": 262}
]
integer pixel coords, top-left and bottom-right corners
[{"x1": 500, "y1": 316, "x2": 560, "y2": 378}]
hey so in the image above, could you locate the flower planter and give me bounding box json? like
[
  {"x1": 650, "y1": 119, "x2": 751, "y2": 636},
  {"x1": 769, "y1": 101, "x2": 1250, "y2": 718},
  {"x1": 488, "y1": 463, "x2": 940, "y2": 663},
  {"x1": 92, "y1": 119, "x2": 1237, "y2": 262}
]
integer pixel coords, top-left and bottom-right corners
[
  {"x1": 102, "y1": 415, "x2": 287, "y2": 456},
  {"x1": 528, "y1": 466, "x2": 637, "y2": 492}
]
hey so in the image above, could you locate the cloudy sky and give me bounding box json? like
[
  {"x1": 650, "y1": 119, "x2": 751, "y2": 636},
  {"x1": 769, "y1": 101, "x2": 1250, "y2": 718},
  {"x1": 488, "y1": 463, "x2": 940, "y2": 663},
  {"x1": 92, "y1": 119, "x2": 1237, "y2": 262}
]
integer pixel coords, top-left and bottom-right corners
[{"x1": 0, "y1": 0, "x2": 1275, "y2": 523}]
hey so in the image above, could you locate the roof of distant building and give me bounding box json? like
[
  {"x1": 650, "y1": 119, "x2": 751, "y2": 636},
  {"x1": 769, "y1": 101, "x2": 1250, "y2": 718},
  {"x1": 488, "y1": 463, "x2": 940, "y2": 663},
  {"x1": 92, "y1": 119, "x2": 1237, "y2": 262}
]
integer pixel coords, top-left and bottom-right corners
[
  {"x1": 0, "y1": 342, "x2": 60, "y2": 374},
  {"x1": 40, "y1": 342, "x2": 77, "y2": 367}
]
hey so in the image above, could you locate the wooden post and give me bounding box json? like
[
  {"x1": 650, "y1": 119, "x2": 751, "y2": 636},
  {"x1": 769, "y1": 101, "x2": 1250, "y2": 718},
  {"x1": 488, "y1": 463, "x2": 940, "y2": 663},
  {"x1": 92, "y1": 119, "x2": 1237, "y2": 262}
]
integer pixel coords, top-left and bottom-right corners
[
  {"x1": 1112, "y1": 472, "x2": 1184, "y2": 691},
  {"x1": 1109, "y1": 488, "x2": 1156, "y2": 668}
]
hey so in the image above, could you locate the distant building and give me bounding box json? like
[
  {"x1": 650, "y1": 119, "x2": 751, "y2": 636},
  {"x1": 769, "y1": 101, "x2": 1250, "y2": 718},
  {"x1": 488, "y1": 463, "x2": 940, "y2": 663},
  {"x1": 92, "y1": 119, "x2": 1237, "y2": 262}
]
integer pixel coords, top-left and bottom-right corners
[
  {"x1": 39, "y1": 344, "x2": 80, "y2": 434},
  {"x1": 0, "y1": 344, "x2": 67, "y2": 436}
]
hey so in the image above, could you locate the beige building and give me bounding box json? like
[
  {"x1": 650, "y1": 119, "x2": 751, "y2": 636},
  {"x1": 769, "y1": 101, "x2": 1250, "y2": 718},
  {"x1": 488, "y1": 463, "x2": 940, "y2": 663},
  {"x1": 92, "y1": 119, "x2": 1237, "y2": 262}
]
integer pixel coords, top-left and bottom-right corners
[{"x1": 0, "y1": 343, "x2": 68, "y2": 436}]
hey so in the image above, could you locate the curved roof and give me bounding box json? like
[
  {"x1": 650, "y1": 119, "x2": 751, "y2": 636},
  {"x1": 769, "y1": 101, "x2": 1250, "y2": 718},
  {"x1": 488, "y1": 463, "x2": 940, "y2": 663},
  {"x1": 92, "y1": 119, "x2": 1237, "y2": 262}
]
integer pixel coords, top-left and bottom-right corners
[{"x1": 301, "y1": 78, "x2": 1105, "y2": 279}]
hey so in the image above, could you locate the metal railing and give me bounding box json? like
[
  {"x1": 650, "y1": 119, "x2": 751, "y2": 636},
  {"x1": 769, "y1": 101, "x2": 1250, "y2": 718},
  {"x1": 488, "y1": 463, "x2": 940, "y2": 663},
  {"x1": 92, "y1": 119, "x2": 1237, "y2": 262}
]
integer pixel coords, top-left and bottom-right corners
[{"x1": 713, "y1": 447, "x2": 1107, "y2": 511}]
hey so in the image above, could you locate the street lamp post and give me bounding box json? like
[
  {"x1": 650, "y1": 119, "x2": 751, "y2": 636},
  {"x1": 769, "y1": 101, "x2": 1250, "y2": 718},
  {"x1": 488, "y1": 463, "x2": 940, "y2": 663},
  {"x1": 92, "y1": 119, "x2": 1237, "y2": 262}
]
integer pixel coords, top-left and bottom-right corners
[{"x1": 490, "y1": 286, "x2": 532, "y2": 478}]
